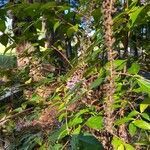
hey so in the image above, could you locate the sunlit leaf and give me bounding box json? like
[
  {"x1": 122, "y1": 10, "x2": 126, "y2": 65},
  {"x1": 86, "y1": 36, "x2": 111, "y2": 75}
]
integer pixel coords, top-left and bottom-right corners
[
  {"x1": 112, "y1": 137, "x2": 134, "y2": 150},
  {"x1": 72, "y1": 125, "x2": 81, "y2": 135},
  {"x1": 67, "y1": 24, "x2": 78, "y2": 37},
  {"x1": 137, "y1": 79, "x2": 150, "y2": 94},
  {"x1": 69, "y1": 117, "x2": 83, "y2": 127},
  {"x1": 54, "y1": 21, "x2": 61, "y2": 32},
  {"x1": 113, "y1": 59, "x2": 127, "y2": 71},
  {"x1": 128, "y1": 62, "x2": 140, "y2": 74},
  {"x1": 85, "y1": 116, "x2": 103, "y2": 130},
  {"x1": 141, "y1": 113, "x2": 150, "y2": 121},
  {"x1": 115, "y1": 117, "x2": 134, "y2": 125},
  {"x1": 129, "y1": 6, "x2": 144, "y2": 26},
  {"x1": 117, "y1": 144, "x2": 124, "y2": 150},
  {"x1": 140, "y1": 97, "x2": 149, "y2": 113},
  {"x1": 128, "y1": 110, "x2": 139, "y2": 117},
  {"x1": 133, "y1": 120, "x2": 150, "y2": 130},
  {"x1": 25, "y1": 78, "x2": 32, "y2": 84}
]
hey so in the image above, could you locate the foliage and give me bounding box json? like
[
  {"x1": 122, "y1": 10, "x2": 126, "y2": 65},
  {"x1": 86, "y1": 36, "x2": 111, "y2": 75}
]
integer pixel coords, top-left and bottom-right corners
[{"x1": 0, "y1": 0, "x2": 150, "y2": 150}]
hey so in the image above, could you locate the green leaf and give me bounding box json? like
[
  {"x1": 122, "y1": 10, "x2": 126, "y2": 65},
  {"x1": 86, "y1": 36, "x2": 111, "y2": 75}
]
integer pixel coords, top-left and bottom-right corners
[
  {"x1": 124, "y1": 144, "x2": 135, "y2": 150},
  {"x1": 67, "y1": 24, "x2": 78, "y2": 37},
  {"x1": 58, "y1": 128, "x2": 68, "y2": 140},
  {"x1": 140, "y1": 104, "x2": 149, "y2": 113},
  {"x1": 77, "y1": 134, "x2": 104, "y2": 150},
  {"x1": 54, "y1": 21, "x2": 61, "y2": 32},
  {"x1": 70, "y1": 135, "x2": 80, "y2": 150},
  {"x1": 52, "y1": 144, "x2": 63, "y2": 150},
  {"x1": 128, "y1": 110, "x2": 139, "y2": 117},
  {"x1": 90, "y1": 77, "x2": 104, "y2": 89},
  {"x1": 0, "y1": 34, "x2": 8, "y2": 46},
  {"x1": 85, "y1": 116, "x2": 103, "y2": 130},
  {"x1": 0, "y1": 19, "x2": 6, "y2": 32},
  {"x1": 113, "y1": 59, "x2": 126, "y2": 71},
  {"x1": 140, "y1": 113, "x2": 150, "y2": 121},
  {"x1": 140, "y1": 97, "x2": 150, "y2": 113},
  {"x1": 133, "y1": 120, "x2": 150, "y2": 130},
  {"x1": 128, "y1": 62, "x2": 140, "y2": 74},
  {"x1": 112, "y1": 137, "x2": 134, "y2": 150},
  {"x1": 117, "y1": 144, "x2": 125, "y2": 150},
  {"x1": 72, "y1": 125, "x2": 81, "y2": 135},
  {"x1": 75, "y1": 109, "x2": 89, "y2": 118},
  {"x1": 115, "y1": 117, "x2": 134, "y2": 125},
  {"x1": 112, "y1": 137, "x2": 123, "y2": 150},
  {"x1": 40, "y1": 2, "x2": 57, "y2": 10},
  {"x1": 0, "y1": 55, "x2": 17, "y2": 69},
  {"x1": 129, "y1": 123, "x2": 137, "y2": 136},
  {"x1": 137, "y1": 79, "x2": 150, "y2": 94},
  {"x1": 69, "y1": 117, "x2": 83, "y2": 127},
  {"x1": 4, "y1": 43, "x2": 16, "y2": 54},
  {"x1": 129, "y1": 6, "x2": 144, "y2": 26},
  {"x1": 92, "y1": 8, "x2": 102, "y2": 23},
  {"x1": 34, "y1": 137, "x2": 43, "y2": 146}
]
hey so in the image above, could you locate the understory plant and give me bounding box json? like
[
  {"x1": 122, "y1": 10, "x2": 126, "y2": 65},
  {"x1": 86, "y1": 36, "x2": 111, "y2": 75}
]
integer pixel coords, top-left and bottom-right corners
[{"x1": 0, "y1": 0, "x2": 150, "y2": 150}]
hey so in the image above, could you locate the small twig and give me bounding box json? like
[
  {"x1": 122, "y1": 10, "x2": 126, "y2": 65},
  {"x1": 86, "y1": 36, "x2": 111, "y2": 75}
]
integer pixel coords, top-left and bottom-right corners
[
  {"x1": 61, "y1": 140, "x2": 70, "y2": 150},
  {"x1": 0, "y1": 107, "x2": 33, "y2": 126},
  {"x1": 117, "y1": 72, "x2": 134, "y2": 77},
  {"x1": 51, "y1": 46, "x2": 73, "y2": 68}
]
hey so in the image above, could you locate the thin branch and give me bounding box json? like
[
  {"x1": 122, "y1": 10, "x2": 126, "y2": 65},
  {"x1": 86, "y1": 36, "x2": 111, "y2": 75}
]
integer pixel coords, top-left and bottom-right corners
[
  {"x1": 51, "y1": 45, "x2": 73, "y2": 68},
  {"x1": 0, "y1": 107, "x2": 33, "y2": 126}
]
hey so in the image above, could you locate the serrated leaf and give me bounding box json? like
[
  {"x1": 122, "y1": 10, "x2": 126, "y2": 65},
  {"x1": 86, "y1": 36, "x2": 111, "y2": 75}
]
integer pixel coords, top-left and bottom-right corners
[
  {"x1": 85, "y1": 116, "x2": 103, "y2": 130},
  {"x1": 133, "y1": 120, "x2": 150, "y2": 130}
]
